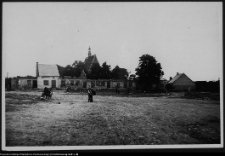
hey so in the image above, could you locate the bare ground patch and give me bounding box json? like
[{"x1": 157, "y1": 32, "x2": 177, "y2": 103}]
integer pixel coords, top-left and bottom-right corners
[{"x1": 5, "y1": 91, "x2": 221, "y2": 146}]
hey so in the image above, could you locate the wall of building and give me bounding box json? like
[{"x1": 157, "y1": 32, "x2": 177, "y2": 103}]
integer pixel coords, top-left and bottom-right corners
[
  {"x1": 37, "y1": 76, "x2": 61, "y2": 89},
  {"x1": 61, "y1": 78, "x2": 87, "y2": 89},
  {"x1": 37, "y1": 76, "x2": 136, "y2": 90},
  {"x1": 60, "y1": 78, "x2": 135, "y2": 90},
  {"x1": 11, "y1": 78, "x2": 18, "y2": 90},
  {"x1": 18, "y1": 79, "x2": 31, "y2": 89}
]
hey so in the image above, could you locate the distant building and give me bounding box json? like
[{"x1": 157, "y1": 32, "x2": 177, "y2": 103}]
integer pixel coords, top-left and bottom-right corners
[
  {"x1": 168, "y1": 72, "x2": 196, "y2": 91},
  {"x1": 17, "y1": 76, "x2": 37, "y2": 90},
  {"x1": 84, "y1": 46, "x2": 100, "y2": 73},
  {"x1": 36, "y1": 62, "x2": 61, "y2": 89},
  {"x1": 60, "y1": 70, "x2": 87, "y2": 89}
]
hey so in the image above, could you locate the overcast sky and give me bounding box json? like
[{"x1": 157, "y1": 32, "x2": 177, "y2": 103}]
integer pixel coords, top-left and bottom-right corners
[{"x1": 3, "y1": 2, "x2": 222, "y2": 81}]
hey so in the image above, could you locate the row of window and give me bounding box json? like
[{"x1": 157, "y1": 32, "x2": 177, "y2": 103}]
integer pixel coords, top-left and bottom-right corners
[{"x1": 43, "y1": 80, "x2": 133, "y2": 88}]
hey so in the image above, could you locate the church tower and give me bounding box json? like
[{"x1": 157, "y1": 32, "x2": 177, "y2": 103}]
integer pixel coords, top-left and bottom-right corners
[{"x1": 88, "y1": 46, "x2": 91, "y2": 57}]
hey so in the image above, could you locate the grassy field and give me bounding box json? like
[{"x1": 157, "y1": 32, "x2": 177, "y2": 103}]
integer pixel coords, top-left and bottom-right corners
[{"x1": 5, "y1": 91, "x2": 221, "y2": 146}]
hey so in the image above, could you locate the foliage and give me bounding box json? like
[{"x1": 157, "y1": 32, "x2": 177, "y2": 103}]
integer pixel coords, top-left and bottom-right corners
[
  {"x1": 62, "y1": 65, "x2": 76, "y2": 77},
  {"x1": 57, "y1": 60, "x2": 129, "y2": 80},
  {"x1": 111, "y1": 65, "x2": 129, "y2": 80},
  {"x1": 135, "y1": 54, "x2": 164, "y2": 91},
  {"x1": 87, "y1": 62, "x2": 129, "y2": 80},
  {"x1": 72, "y1": 60, "x2": 87, "y2": 78},
  {"x1": 87, "y1": 63, "x2": 103, "y2": 79},
  {"x1": 57, "y1": 61, "x2": 87, "y2": 78},
  {"x1": 101, "y1": 62, "x2": 112, "y2": 79}
]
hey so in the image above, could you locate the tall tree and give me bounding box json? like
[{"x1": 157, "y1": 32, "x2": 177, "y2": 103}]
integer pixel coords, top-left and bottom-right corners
[
  {"x1": 72, "y1": 60, "x2": 87, "y2": 77},
  {"x1": 87, "y1": 63, "x2": 103, "y2": 79},
  {"x1": 135, "y1": 54, "x2": 164, "y2": 91},
  {"x1": 112, "y1": 65, "x2": 129, "y2": 80},
  {"x1": 101, "y1": 62, "x2": 112, "y2": 79}
]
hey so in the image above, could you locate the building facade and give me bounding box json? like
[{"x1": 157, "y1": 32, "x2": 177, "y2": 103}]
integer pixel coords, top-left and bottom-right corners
[{"x1": 36, "y1": 62, "x2": 61, "y2": 89}]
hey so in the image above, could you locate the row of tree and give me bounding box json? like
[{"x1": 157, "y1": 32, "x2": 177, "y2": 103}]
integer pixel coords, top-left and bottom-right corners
[
  {"x1": 57, "y1": 54, "x2": 164, "y2": 91},
  {"x1": 57, "y1": 61, "x2": 129, "y2": 80}
]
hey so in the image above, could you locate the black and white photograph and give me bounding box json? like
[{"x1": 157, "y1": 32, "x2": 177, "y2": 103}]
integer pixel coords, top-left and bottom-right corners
[{"x1": 2, "y1": 2, "x2": 223, "y2": 151}]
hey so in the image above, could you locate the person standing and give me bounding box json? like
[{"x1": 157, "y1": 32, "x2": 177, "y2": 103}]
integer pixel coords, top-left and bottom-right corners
[{"x1": 88, "y1": 88, "x2": 93, "y2": 102}]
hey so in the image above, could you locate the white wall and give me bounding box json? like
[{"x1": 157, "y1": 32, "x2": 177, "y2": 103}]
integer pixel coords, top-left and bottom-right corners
[{"x1": 37, "y1": 76, "x2": 61, "y2": 89}]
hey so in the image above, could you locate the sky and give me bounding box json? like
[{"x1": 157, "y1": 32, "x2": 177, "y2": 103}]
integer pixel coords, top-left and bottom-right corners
[{"x1": 3, "y1": 2, "x2": 222, "y2": 81}]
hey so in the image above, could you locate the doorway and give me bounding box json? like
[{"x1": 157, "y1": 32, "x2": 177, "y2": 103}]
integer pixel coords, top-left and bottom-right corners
[{"x1": 51, "y1": 80, "x2": 56, "y2": 88}]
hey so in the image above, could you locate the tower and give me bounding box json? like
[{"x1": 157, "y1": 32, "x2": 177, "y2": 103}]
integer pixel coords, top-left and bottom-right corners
[{"x1": 88, "y1": 46, "x2": 91, "y2": 57}]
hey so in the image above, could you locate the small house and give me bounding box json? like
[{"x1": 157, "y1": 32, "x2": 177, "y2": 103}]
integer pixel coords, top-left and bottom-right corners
[
  {"x1": 168, "y1": 72, "x2": 196, "y2": 91},
  {"x1": 36, "y1": 62, "x2": 61, "y2": 89}
]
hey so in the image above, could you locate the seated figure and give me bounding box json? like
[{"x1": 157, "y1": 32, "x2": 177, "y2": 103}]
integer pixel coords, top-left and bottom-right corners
[{"x1": 41, "y1": 87, "x2": 53, "y2": 99}]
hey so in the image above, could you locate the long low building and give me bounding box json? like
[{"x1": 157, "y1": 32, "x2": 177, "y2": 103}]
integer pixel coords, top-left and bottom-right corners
[{"x1": 34, "y1": 62, "x2": 136, "y2": 90}]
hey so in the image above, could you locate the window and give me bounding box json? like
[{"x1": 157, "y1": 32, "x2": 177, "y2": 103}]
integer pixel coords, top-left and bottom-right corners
[
  {"x1": 70, "y1": 80, "x2": 74, "y2": 86},
  {"x1": 101, "y1": 81, "x2": 105, "y2": 86},
  {"x1": 44, "y1": 80, "x2": 49, "y2": 85}
]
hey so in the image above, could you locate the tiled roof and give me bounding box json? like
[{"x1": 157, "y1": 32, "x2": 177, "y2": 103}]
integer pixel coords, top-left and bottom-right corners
[
  {"x1": 168, "y1": 73, "x2": 184, "y2": 84},
  {"x1": 84, "y1": 54, "x2": 99, "y2": 71},
  {"x1": 38, "y1": 64, "x2": 60, "y2": 77}
]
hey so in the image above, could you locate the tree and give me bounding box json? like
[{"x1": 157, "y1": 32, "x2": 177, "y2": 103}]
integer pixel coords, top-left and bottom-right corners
[
  {"x1": 135, "y1": 54, "x2": 164, "y2": 91},
  {"x1": 111, "y1": 65, "x2": 129, "y2": 80},
  {"x1": 87, "y1": 63, "x2": 103, "y2": 79},
  {"x1": 72, "y1": 60, "x2": 87, "y2": 77},
  {"x1": 62, "y1": 65, "x2": 76, "y2": 77},
  {"x1": 101, "y1": 62, "x2": 112, "y2": 79}
]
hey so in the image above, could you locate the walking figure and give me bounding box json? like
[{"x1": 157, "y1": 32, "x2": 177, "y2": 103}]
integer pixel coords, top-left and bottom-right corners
[{"x1": 88, "y1": 87, "x2": 93, "y2": 102}]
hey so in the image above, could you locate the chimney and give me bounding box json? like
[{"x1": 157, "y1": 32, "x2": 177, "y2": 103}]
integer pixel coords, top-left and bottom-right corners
[
  {"x1": 177, "y1": 72, "x2": 179, "y2": 75},
  {"x1": 36, "y1": 62, "x2": 38, "y2": 77}
]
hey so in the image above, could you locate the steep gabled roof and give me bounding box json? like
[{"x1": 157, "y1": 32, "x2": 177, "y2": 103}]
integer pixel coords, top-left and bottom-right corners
[
  {"x1": 38, "y1": 64, "x2": 60, "y2": 77},
  {"x1": 84, "y1": 54, "x2": 99, "y2": 71},
  {"x1": 168, "y1": 73, "x2": 184, "y2": 84}
]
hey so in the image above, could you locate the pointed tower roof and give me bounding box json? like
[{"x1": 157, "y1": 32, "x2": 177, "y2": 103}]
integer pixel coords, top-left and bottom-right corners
[
  {"x1": 84, "y1": 47, "x2": 100, "y2": 72},
  {"x1": 88, "y1": 46, "x2": 91, "y2": 57}
]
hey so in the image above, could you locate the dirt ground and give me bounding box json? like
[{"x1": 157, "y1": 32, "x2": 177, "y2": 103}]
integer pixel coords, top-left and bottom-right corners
[{"x1": 5, "y1": 90, "x2": 221, "y2": 146}]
